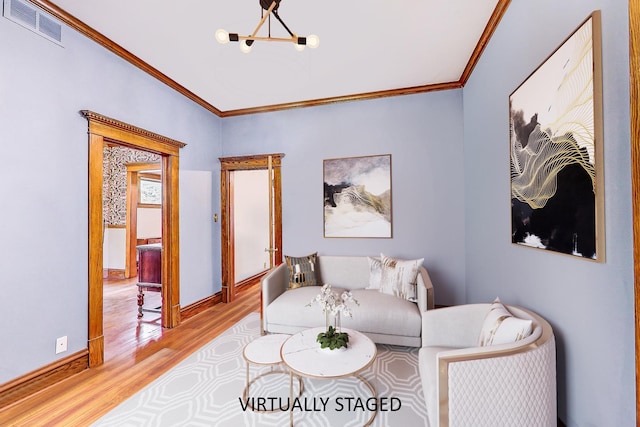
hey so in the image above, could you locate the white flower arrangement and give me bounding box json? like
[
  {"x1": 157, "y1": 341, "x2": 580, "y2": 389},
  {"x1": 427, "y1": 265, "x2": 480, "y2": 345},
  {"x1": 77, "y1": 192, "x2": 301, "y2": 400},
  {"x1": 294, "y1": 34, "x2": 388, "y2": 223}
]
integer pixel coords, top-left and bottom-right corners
[
  {"x1": 307, "y1": 284, "x2": 359, "y2": 350},
  {"x1": 307, "y1": 283, "x2": 359, "y2": 318}
]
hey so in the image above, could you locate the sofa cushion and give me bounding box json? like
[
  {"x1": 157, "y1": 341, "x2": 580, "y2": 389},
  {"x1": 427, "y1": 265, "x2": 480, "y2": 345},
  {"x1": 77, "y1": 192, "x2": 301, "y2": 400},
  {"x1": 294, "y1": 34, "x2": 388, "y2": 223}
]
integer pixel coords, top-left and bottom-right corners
[
  {"x1": 378, "y1": 254, "x2": 424, "y2": 301},
  {"x1": 342, "y1": 289, "x2": 422, "y2": 337},
  {"x1": 266, "y1": 287, "x2": 422, "y2": 339},
  {"x1": 266, "y1": 286, "x2": 350, "y2": 329},
  {"x1": 478, "y1": 298, "x2": 533, "y2": 346},
  {"x1": 285, "y1": 252, "x2": 319, "y2": 289}
]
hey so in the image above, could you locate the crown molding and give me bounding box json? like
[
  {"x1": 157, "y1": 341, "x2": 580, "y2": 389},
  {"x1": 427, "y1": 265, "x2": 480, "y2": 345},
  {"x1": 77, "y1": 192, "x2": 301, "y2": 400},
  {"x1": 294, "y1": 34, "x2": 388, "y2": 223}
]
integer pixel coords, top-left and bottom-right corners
[
  {"x1": 459, "y1": 0, "x2": 511, "y2": 85},
  {"x1": 218, "y1": 81, "x2": 463, "y2": 117},
  {"x1": 29, "y1": 0, "x2": 510, "y2": 118},
  {"x1": 28, "y1": 0, "x2": 223, "y2": 117}
]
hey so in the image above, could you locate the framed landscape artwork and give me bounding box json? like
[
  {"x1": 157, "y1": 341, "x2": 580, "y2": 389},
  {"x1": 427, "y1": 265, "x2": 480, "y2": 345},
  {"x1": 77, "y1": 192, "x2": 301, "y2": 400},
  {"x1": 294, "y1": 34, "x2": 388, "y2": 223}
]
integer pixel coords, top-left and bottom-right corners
[
  {"x1": 139, "y1": 176, "x2": 162, "y2": 206},
  {"x1": 323, "y1": 154, "x2": 392, "y2": 238},
  {"x1": 509, "y1": 11, "x2": 604, "y2": 261}
]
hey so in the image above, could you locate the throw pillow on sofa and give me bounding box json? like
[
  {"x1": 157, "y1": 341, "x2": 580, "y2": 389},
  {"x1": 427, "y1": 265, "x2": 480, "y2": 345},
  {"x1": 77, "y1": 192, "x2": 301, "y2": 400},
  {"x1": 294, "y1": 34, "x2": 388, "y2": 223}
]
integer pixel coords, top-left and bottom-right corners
[
  {"x1": 366, "y1": 256, "x2": 383, "y2": 289},
  {"x1": 478, "y1": 297, "x2": 533, "y2": 346},
  {"x1": 285, "y1": 252, "x2": 319, "y2": 289},
  {"x1": 378, "y1": 253, "x2": 424, "y2": 302}
]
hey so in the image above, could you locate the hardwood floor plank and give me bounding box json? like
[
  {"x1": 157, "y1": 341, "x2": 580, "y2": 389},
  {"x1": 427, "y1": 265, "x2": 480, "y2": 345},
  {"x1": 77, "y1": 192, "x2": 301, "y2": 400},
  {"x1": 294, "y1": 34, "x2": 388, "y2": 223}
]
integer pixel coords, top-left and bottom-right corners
[{"x1": 0, "y1": 282, "x2": 260, "y2": 426}]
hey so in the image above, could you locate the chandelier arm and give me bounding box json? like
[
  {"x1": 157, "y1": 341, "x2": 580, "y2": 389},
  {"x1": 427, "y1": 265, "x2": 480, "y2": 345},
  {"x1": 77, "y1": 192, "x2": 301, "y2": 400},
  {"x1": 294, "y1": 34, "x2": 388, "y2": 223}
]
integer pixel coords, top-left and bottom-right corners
[
  {"x1": 272, "y1": 10, "x2": 296, "y2": 38},
  {"x1": 249, "y1": 1, "x2": 278, "y2": 39},
  {"x1": 237, "y1": 35, "x2": 296, "y2": 43}
]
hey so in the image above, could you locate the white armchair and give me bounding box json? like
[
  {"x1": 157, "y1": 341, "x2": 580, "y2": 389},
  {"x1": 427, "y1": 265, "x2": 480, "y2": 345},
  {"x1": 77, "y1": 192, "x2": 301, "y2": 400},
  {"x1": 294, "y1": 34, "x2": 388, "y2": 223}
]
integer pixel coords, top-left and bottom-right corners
[{"x1": 418, "y1": 303, "x2": 556, "y2": 427}]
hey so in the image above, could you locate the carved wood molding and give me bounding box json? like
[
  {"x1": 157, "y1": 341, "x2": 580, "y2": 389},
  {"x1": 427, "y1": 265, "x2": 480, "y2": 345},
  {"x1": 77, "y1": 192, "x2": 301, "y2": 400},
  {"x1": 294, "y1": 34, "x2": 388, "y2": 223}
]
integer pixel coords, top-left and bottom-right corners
[
  {"x1": 219, "y1": 153, "x2": 285, "y2": 170},
  {"x1": 81, "y1": 111, "x2": 186, "y2": 154},
  {"x1": 84, "y1": 112, "x2": 184, "y2": 368}
]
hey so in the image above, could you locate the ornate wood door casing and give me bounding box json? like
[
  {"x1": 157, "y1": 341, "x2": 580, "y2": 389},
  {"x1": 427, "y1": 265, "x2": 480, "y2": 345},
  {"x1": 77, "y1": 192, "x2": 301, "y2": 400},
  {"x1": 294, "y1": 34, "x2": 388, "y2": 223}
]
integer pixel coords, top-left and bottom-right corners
[
  {"x1": 219, "y1": 154, "x2": 284, "y2": 304},
  {"x1": 84, "y1": 110, "x2": 185, "y2": 367}
]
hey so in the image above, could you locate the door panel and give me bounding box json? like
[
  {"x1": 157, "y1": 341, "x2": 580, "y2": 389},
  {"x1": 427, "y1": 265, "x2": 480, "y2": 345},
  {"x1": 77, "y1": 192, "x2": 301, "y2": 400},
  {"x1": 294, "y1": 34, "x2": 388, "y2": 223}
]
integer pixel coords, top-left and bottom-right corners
[{"x1": 233, "y1": 169, "x2": 270, "y2": 282}]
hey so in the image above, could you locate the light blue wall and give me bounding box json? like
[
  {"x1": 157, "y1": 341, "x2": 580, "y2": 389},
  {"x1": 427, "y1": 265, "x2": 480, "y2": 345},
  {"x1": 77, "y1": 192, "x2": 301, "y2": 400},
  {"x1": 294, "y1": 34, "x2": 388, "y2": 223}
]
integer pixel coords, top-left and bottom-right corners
[
  {"x1": 221, "y1": 90, "x2": 466, "y2": 305},
  {"x1": 0, "y1": 16, "x2": 222, "y2": 382},
  {"x1": 463, "y1": 1, "x2": 633, "y2": 425},
  {"x1": 1, "y1": 1, "x2": 635, "y2": 424}
]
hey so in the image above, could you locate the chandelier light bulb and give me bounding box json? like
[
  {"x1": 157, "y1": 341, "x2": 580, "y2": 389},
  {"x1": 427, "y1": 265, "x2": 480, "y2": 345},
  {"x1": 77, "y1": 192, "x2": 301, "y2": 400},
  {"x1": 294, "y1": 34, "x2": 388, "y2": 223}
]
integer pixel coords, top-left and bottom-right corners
[
  {"x1": 216, "y1": 4, "x2": 319, "y2": 53},
  {"x1": 306, "y1": 34, "x2": 320, "y2": 49},
  {"x1": 240, "y1": 40, "x2": 252, "y2": 53},
  {"x1": 215, "y1": 29, "x2": 229, "y2": 44}
]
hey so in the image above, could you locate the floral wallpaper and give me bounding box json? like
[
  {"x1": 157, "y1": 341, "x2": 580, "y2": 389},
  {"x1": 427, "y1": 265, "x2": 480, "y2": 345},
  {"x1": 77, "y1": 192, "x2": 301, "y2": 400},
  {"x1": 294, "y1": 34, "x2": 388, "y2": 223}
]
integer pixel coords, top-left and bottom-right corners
[{"x1": 103, "y1": 146, "x2": 161, "y2": 225}]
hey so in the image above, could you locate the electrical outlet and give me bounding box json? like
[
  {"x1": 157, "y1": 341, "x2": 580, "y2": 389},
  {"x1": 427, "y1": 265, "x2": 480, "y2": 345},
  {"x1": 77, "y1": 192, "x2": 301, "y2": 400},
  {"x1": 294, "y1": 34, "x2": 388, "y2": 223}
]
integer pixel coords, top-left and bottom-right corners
[{"x1": 56, "y1": 336, "x2": 67, "y2": 354}]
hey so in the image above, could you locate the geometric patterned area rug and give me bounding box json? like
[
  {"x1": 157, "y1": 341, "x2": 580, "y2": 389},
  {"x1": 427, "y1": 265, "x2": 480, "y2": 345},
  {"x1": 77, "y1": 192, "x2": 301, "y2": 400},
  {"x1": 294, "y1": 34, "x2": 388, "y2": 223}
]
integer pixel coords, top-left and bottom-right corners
[{"x1": 92, "y1": 313, "x2": 429, "y2": 426}]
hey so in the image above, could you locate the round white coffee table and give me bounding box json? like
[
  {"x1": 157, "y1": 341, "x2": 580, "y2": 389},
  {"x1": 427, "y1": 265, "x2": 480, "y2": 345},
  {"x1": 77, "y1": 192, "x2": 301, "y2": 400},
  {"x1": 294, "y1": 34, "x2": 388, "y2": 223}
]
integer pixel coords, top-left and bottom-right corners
[
  {"x1": 242, "y1": 333, "x2": 302, "y2": 412},
  {"x1": 281, "y1": 327, "x2": 378, "y2": 426}
]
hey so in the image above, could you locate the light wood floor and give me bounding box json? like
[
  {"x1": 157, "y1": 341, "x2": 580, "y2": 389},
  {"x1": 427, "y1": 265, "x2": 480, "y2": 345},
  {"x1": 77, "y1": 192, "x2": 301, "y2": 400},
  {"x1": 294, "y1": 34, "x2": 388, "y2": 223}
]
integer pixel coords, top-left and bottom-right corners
[
  {"x1": 0, "y1": 281, "x2": 260, "y2": 426},
  {"x1": 102, "y1": 277, "x2": 163, "y2": 362}
]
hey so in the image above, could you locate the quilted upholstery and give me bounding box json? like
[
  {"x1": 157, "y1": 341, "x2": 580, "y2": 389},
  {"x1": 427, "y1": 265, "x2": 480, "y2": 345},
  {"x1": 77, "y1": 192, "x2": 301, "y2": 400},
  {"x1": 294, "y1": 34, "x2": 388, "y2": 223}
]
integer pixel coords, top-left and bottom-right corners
[
  {"x1": 419, "y1": 304, "x2": 557, "y2": 427},
  {"x1": 448, "y1": 338, "x2": 556, "y2": 426}
]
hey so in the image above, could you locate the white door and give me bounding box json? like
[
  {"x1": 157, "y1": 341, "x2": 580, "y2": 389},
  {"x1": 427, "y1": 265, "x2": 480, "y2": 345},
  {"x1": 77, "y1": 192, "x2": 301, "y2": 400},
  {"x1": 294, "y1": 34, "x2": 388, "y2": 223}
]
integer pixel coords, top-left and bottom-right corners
[{"x1": 233, "y1": 169, "x2": 271, "y2": 282}]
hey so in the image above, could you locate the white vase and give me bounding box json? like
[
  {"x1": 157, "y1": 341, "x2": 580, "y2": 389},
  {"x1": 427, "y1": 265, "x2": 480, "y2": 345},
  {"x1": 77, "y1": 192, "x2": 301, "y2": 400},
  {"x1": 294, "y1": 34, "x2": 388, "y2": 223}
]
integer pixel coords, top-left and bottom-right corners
[
  {"x1": 318, "y1": 311, "x2": 349, "y2": 353},
  {"x1": 319, "y1": 345, "x2": 347, "y2": 354},
  {"x1": 325, "y1": 311, "x2": 341, "y2": 333}
]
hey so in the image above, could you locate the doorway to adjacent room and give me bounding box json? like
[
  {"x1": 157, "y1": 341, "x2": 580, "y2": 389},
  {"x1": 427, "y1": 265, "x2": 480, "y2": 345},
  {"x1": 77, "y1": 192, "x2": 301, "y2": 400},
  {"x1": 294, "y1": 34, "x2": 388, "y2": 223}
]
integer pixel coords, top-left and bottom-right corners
[
  {"x1": 219, "y1": 154, "x2": 284, "y2": 303},
  {"x1": 102, "y1": 155, "x2": 163, "y2": 362},
  {"x1": 85, "y1": 110, "x2": 185, "y2": 367}
]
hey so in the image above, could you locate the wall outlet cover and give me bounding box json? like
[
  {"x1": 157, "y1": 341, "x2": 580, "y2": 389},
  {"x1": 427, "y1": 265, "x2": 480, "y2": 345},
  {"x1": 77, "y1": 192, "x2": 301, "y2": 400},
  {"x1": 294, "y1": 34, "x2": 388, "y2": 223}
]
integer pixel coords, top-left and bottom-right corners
[{"x1": 56, "y1": 336, "x2": 67, "y2": 354}]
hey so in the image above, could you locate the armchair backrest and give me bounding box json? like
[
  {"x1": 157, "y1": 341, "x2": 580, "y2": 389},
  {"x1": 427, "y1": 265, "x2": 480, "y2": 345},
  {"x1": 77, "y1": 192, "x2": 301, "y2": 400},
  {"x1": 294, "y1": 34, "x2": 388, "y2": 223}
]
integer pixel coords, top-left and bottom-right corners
[{"x1": 435, "y1": 304, "x2": 556, "y2": 427}]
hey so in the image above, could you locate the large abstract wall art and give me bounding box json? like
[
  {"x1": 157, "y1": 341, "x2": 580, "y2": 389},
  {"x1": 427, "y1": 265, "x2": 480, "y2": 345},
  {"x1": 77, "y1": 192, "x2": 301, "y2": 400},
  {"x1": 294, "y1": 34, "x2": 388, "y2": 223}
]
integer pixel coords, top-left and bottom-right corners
[
  {"x1": 510, "y1": 11, "x2": 604, "y2": 261},
  {"x1": 323, "y1": 154, "x2": 392, "y2": 238}
]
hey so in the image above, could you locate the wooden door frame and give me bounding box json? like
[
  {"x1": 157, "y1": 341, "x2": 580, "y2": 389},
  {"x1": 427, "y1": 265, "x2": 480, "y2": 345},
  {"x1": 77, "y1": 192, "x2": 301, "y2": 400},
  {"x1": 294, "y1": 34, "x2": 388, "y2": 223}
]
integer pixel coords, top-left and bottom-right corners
[
  {"x1": 219, "y1": 154, "x2": 284, "y2": 303},
  {"x1": 125, "y1": 162, "x2": 162, "y2": 278},
  {"x1": 631, "y1": 0, "x2": 640, "y2": 420},
  {"x1": 84, "y1": 110, "x2": 185, "y2": 367}
]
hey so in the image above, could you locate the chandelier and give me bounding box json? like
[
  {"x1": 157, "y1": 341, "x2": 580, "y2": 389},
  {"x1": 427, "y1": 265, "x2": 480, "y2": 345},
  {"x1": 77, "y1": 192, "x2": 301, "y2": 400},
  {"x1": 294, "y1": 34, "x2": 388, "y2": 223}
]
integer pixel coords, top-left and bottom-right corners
[{"x1": 215, "y1": 0, "x2": 319, "y2": 53}]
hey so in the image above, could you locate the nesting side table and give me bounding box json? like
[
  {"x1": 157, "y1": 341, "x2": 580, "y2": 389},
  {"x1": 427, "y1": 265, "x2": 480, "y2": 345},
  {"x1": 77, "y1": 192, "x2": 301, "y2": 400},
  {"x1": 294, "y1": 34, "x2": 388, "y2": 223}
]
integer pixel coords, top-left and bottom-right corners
[
  {"x1": 242, "y1": 333, "x2": 303, "y2": 412},
  {"x1": 281, "y1": 327, "x2": 378, "y2": 426}
]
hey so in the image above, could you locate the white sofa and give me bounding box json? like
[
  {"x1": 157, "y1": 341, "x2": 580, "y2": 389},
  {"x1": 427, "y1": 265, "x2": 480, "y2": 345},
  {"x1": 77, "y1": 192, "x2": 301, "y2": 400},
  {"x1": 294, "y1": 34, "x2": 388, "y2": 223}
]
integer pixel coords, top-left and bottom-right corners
[
  {"x1": 419, "y1": 303, "x2": 556, "y2": 427},
  {"x1": 261, "y1": 255, "x2": 435, "y2": 347}
]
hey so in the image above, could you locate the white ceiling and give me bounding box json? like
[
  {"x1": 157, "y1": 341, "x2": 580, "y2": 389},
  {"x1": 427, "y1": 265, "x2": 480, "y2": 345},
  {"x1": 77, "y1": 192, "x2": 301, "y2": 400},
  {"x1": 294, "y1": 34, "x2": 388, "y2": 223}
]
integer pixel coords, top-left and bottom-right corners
[{"x1": 44, "y1": 0, "x2": 501, "y2": 114}]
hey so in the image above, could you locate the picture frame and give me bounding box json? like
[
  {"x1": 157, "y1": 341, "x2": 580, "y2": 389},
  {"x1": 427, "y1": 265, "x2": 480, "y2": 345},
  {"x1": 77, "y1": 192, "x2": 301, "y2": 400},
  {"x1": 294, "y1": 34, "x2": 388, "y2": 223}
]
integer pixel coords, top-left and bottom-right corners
[
  {"x1": 509, "y1": 11, "x2": 604, "y2": 261},
  {"x1": 139, "y1": 174, "x2": 162, "y2": 207},
  {"x1": 323, "y1": 154, "x2": 392, "y2": 238}
]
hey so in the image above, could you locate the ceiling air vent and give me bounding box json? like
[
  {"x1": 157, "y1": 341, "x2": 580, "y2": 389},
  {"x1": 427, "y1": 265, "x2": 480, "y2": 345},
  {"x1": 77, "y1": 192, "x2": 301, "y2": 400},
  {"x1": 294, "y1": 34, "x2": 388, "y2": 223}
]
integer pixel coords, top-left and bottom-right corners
[{"x1": 3, "y1": 0, "x2": 63, "y2": 46}]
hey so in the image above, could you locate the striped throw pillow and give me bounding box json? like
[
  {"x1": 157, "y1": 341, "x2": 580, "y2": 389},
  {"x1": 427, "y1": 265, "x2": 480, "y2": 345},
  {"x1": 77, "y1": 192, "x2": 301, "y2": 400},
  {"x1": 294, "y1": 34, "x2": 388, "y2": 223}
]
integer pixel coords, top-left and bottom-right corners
[
  {"x1": 285, "y1": 253, "x2": 319, "y2": 290},
  {"x1": 478, "y1": 298, "x2": 533, "y2": 346}
]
